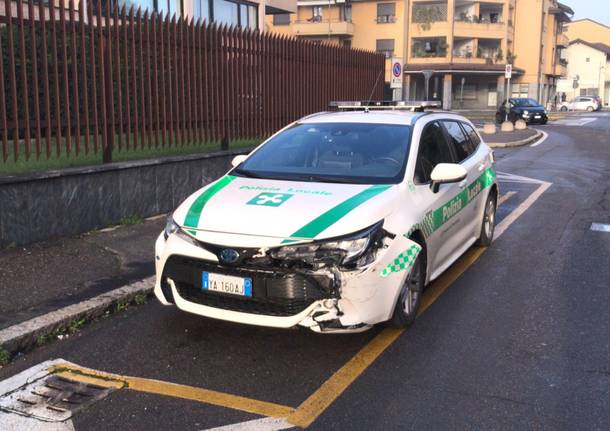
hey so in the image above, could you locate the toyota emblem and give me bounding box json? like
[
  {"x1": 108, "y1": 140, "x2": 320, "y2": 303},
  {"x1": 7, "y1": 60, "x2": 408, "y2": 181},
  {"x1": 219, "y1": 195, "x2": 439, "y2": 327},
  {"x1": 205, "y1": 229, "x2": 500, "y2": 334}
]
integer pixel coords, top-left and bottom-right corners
[{"x1": 220, "y1": 249, "x2": 240, "y2": 264}]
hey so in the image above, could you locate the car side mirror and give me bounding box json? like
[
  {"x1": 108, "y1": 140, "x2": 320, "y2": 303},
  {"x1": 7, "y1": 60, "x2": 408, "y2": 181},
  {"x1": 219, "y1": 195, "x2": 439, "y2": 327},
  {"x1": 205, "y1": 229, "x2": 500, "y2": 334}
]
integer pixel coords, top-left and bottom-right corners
[
  {"x1": 430, "y1": 163, "x2": 468, "y2": 193},
  {"x1": 231, "y1": 154, "x2": 248, "y2": 168}
]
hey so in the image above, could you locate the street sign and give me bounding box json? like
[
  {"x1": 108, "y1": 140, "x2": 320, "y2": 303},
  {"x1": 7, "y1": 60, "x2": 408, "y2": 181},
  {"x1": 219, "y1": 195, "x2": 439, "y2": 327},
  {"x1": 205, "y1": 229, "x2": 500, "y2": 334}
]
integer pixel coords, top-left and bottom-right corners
[
  {"x1": 390, "y1": 58, "x2": 403, "y2": 89},
  {"x1": 505, "y1": 64, "x2": 512, "y2": 79}
]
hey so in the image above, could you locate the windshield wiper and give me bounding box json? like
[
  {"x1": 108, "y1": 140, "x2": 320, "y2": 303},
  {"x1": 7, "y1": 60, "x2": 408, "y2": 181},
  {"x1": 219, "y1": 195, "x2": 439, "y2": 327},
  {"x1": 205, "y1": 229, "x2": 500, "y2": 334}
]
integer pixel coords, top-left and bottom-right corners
[
  {"x1": 232, "y1": 168, "x2": 269, "y2": 179},
  {"x1": 288, "y1": 174, "x2": 361, "y2": 184}
]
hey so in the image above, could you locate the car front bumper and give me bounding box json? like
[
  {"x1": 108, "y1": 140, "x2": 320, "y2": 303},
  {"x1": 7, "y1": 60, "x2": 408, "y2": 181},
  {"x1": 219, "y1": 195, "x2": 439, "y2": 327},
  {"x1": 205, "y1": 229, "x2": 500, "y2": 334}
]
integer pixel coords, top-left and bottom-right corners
[
  {"x1": 154, "y1": 229, "x2": 418, "y2": 333},
  {"x1": 522, "y1": 112, "x2": 548, "y2": 123}
]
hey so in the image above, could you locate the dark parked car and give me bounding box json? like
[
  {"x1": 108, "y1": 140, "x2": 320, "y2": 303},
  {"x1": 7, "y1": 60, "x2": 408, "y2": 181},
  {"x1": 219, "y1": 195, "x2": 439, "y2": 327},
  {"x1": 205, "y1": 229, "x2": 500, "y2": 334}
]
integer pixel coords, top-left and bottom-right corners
[{"x1": 496, "y1": 98, "x2": 548, "y2": 125}]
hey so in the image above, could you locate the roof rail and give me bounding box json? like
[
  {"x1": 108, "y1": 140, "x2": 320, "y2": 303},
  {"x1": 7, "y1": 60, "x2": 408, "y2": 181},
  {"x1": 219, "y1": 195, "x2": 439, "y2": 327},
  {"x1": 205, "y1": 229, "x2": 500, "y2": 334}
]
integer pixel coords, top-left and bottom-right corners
[{"x1": 329, "y1": 100, "x2": 442, "y2": 112}]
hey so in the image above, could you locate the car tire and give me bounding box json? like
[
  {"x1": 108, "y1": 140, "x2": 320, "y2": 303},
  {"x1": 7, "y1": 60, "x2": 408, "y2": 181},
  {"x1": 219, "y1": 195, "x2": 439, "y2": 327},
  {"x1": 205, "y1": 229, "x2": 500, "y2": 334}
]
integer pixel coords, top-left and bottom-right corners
[
  {"x1": 476, "y1": 191, "x2": 497, "y2": 247},
  {"x1": 390, "y1": 240, "x2": 425, "y2": 329},
  {"x1": 560, "y1": 106, "x2": 568, "y2": 112},
  {"x1": 541, "y1": 119, "x2": 548, "y2": 125},
  {"x1": 586, "y1": 106, "x2": 594, "y2": 112}
]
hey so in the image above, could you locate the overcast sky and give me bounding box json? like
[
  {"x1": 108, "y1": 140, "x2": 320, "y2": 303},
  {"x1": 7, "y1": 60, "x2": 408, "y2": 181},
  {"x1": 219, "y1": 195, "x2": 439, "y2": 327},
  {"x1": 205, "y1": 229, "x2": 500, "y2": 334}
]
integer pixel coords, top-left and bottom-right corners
[{"x1": 560, "y1": 0, "x2": 610, "y2": 26}]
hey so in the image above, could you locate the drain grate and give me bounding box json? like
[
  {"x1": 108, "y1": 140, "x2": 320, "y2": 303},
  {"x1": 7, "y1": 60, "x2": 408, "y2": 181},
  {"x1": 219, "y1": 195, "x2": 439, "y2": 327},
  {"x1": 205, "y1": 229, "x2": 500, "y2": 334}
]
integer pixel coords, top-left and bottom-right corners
[{"x1": 0, "y1": 374, "x2": 115, "y2": 422}]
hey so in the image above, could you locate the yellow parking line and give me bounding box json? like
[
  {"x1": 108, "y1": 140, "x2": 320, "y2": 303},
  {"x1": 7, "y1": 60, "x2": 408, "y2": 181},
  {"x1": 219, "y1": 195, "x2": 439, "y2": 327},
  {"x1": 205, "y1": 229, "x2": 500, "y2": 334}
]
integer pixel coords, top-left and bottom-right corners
[
  {"x1": 51, "y1": 363, "x2": 295, "y2": 418},
  {"x1": 498, "y1": 191, "x2": 516, "y2": 206},
  {"x1": 287, "y1": 246, "x2": 487, "y2": 428},
  {"x1": 48, "y1": 246, "x2": 489, "y2": 428}
]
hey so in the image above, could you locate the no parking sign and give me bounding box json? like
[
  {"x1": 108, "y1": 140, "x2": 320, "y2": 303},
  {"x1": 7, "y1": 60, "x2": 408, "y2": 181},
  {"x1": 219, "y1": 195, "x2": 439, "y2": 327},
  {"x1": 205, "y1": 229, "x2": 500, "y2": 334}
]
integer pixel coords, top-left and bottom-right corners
[{"x1": 391, "y1": 57, "x2": 403, "y2": 89}]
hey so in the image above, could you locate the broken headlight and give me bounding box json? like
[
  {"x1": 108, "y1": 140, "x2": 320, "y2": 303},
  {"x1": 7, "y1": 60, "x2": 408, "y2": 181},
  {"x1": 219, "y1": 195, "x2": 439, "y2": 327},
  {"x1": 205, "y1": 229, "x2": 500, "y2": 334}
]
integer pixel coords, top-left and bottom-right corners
[
  {"x1": 269, "y1": 221, "x2": 384, "y2": 268},
  {"x1": 164, "y1": 216, "x2": 180, "y2": 240}
]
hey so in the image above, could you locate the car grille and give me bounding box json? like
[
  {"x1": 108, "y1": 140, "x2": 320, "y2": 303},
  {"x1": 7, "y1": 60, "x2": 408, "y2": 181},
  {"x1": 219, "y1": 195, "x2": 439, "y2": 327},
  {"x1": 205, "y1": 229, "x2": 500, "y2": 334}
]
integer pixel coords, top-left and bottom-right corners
[{"x1": 162, "y1": 255, "x2": 334, "y2": 317}]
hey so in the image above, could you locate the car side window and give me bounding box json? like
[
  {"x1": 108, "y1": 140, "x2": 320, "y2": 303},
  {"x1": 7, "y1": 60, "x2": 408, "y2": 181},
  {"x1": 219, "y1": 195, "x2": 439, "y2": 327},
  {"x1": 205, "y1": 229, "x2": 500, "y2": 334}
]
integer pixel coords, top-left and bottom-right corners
[
  {"x1": 442, "y1": 120, "x2": 474, "y2": 163},
  {"x1": 414, "y1": 121, "x2": 455, "y2": 184},
  {"x1": 460, "y1": 122, "x2": 481, "y2": 152}
]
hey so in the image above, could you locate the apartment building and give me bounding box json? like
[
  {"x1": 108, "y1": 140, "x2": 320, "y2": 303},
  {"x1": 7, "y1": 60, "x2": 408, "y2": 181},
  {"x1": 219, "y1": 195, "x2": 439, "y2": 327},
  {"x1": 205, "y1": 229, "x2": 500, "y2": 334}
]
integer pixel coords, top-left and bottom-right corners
[
  {"x1": 557, "y1": 20, "x2": 610, "y2": 105},
  {"x1": 266, "y1": 0, "x2": 572, "y2": 109},
  {"x1": 93, "y1": 0, "x2": 296, "y2": 30}
]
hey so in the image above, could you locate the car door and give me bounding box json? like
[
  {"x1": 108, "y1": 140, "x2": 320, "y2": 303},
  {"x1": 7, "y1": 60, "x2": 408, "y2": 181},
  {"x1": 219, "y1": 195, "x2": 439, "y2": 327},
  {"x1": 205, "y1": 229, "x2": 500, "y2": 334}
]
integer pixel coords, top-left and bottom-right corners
[
  {"x1": 440, "y1": 120, "x2": 483, "y2": 247},
  {"x1": 412, "y1": 120, "x2": 462, "y2": 275}
]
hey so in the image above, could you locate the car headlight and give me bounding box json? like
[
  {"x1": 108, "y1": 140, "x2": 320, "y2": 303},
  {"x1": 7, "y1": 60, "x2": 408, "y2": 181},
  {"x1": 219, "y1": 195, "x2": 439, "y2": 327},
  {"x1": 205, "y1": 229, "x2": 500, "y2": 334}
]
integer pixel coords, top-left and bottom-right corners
[
  {"x1": 522, "y1": 110, "x2": 529, "y2": 116},
  {"x1": 269, "y1": 221, "x2": 383, "y2": 268},
  {"x1": 164, "y1": 216, "x2": 180, "y2": 240}
]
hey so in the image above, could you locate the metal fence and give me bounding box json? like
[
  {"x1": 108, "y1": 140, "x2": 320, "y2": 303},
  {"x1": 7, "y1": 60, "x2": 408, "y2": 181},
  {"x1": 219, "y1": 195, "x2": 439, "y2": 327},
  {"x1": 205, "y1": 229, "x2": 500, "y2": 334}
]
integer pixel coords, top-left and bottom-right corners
[{"x1": 0, "y1": 0, "x2": 384, "y2": 164}]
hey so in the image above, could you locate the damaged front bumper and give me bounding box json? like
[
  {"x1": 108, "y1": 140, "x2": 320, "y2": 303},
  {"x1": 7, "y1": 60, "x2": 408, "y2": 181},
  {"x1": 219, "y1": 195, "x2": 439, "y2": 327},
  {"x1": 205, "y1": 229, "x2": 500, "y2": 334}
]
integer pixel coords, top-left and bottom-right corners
[{"x1": 154, "y1": 227, "x2": 421, "y2": 333}]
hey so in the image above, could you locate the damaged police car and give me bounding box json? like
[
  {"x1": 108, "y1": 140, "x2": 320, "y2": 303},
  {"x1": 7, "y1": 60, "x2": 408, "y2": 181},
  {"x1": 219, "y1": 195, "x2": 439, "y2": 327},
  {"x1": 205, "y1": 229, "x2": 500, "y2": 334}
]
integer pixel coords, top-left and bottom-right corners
[{"x1": 155, "y1": 103, "x2": 497, "y2": 332}]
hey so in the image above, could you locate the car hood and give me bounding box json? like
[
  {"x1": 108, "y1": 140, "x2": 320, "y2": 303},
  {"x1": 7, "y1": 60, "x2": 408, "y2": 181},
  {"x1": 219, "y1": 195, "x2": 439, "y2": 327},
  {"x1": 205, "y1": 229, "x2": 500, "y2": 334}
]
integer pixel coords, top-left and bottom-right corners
[{"x1": 173, "y1": 175, "x2": 398, "y2": 244}]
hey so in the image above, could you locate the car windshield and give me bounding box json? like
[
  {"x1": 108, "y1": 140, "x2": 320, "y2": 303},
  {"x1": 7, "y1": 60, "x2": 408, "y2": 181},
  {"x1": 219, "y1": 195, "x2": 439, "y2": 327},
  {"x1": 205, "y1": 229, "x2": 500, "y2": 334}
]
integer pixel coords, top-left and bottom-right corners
[
  {"x1": 233, "y1": 122, "x2": 411, "y2": 184},
  {"x1": 512, "y1": 98, "x2": 540, "y2": 107}
]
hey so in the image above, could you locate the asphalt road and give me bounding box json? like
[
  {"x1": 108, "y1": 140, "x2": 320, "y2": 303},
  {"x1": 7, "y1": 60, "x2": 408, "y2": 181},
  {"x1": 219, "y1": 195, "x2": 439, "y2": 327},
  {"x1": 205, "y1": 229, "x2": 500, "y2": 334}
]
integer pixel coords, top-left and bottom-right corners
[{"x1": 1, "y1": 114, "x2": 609, "y2": 430}]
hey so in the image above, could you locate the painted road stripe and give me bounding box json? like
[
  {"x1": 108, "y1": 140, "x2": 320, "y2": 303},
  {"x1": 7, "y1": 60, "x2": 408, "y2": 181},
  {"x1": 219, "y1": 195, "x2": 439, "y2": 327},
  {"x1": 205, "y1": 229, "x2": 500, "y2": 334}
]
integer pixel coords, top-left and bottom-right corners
[
  {"x1": 287, "y1": 245, "x2": 487, "y2": 428},
  {"x1": 529, "y1": 130, "x2": 548, "y2": 147},
  {"x1": 282, "y1": 184, "x2": 391, "y2": 243},
  {"x1": 286, "y1": 174, "x2": 550, "y2": 428},
  {"x1": 51, "y1": 363, "x2": 295, "y2": 419},
  {"x1": 495, "y1": 181, "x2": 552, "y2": 240},
  {"x1": 204, "y1": 417, "x2": 294, "y2": 431},
  {"x1": 498, "y1": 191, "x2": 516, "y2": 206}
]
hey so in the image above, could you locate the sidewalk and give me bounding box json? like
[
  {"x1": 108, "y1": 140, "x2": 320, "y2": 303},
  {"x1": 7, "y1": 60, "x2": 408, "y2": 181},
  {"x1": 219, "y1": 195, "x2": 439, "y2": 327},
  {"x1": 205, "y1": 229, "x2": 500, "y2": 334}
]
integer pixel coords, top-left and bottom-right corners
[
  {"x1": 0, "y1": 217, "x2": 164, "y2": 332},
  {"x1": 482, "y1": 128, "x2": 542, "y2": 148}
]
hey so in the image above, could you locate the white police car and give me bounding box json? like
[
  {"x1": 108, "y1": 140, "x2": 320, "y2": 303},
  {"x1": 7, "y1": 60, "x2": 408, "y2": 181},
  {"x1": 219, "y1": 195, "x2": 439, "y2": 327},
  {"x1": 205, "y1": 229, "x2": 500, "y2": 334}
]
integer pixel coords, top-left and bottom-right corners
[{"x1": 155, "y1": 103, "x2": 497, "y2": 332}]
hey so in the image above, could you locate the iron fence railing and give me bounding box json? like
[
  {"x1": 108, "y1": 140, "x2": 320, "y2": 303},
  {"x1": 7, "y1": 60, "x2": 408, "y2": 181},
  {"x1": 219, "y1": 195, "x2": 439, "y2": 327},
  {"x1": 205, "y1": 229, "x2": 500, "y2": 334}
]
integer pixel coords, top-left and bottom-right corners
[{"x1": 0, "y1": 0, "x2": 384, "y2": 164}]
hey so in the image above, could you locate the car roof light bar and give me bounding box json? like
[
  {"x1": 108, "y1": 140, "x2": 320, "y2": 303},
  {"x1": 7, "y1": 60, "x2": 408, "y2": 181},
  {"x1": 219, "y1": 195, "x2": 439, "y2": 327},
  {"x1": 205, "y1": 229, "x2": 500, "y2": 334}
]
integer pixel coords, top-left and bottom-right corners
[{"x1": 330, "y1": 100, "x2": 442, "y2": 112}]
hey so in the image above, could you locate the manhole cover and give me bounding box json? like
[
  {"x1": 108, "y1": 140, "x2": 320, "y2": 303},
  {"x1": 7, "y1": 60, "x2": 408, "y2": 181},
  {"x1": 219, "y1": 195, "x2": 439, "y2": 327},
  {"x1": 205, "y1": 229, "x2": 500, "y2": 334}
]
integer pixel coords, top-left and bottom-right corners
[{"x1": 0, "y1": 374, "x2": 116, "y2": 422}]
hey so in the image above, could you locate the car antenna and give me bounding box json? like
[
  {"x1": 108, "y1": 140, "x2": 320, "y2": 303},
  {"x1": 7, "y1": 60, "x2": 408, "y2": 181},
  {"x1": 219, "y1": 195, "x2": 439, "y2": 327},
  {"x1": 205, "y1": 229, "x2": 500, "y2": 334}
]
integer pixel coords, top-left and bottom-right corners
[{"x1": 365, "y1": 70, "x2": 383, "y2": 113}]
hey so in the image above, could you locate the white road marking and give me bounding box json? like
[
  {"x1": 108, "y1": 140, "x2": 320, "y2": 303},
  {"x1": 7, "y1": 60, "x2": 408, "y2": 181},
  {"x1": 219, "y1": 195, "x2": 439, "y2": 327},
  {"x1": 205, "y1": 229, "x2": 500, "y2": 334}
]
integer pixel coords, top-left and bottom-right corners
[
  {"x1": 529, "y1": 130, "x2": 548, "y2": 147},
  {"x1": 202, "y1": 417, "x2": 293, "y2": 431},
  {"x1": 590, "y1": 223, "x2": 610, "y2": 233},
  {"x1": 552, "y1": 117, "x2": 597, "y2": 126},
  {"x1": 0, "y1": 277, "x2": 154, "y2": 352},
  {"x1": 494, "y1": 180, "x2": 552, "y2": 240},
  {"x1": 496, "y1": 171, "x2": 548, "y2": 184},
  {"x1": 498, "y1": 191, "x2": 516, "y2": 206},
  {"x1": 0, "y1": 359, "x2": 75, "y2": 431}
]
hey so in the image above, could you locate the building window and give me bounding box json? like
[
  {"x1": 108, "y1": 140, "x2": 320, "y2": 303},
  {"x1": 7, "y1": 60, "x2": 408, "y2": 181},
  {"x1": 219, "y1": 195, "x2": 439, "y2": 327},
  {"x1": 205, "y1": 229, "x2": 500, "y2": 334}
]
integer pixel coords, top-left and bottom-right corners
[
  {"x1": 376, "y1": 39, "x2": 395, "y2": 58},
  {"x1": 342, "y1": 4, "x2": 352, "y2": 22},
  {"x1": 377, "y1": 3, "x2": 396, "y2": 23},
  {"x1": 411, "y1": 37, "x2": 447, "y2": 58},
  {"x1": 312, "y1": 6, "x2": 323, "y2": 22},
  {"x1": 586, "y1": 57, "x2": 590, "y2": 62},
  {"x1": 273, "y1": 13, "x2": 290, "y2": 26},
  {"x1": 210, "y1": 0, "x2": 258, "y2": 29},
  {"x1": 194, "y1": 0, "x2": 210, "y2": 21},
  {"x1": 342, "y1": 39, "x2": 352, "y2": 48}
]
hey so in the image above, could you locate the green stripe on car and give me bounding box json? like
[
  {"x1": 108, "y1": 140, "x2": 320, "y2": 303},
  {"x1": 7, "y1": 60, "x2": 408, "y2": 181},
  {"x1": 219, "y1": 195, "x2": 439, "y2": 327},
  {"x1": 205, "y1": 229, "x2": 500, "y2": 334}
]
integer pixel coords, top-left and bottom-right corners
[
  {"x1": 183, "y1": 175, "x2": 236, "y2": 229},
  {"x1": 408, "y1": 167, "x2": 496, "y2": 240},
  {"x1": 282, "y1": 184, "x2": 392, "y2": 243}
]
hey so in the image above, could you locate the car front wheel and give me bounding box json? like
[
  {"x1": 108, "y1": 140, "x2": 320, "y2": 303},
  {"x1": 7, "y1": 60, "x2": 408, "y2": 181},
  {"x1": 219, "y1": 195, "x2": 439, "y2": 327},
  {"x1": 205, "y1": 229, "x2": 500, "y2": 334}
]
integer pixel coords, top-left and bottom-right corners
[
  {"x1": 391, "y1": 243, "x2": 425, "y2": 328},
  {"x1": 476, "y1": 192, "x2": 497, "y2": 246}
]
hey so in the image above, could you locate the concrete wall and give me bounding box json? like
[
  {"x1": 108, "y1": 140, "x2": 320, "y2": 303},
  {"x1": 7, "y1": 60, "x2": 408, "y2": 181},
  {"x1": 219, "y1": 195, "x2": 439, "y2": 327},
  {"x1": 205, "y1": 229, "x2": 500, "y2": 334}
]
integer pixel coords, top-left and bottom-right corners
[{"x1": 0, "y1": 149, "x2": 250, "y2": 248}]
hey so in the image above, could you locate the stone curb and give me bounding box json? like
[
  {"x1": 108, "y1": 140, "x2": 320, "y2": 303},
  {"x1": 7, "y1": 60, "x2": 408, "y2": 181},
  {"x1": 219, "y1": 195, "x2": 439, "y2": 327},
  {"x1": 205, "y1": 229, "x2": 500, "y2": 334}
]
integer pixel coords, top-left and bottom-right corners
[
  {"x1": 486, "y1": 130, "x2": 543, "y2": 148},
  {"x1": 0, "y1": 277, "x2": 155, "y2": 355}
]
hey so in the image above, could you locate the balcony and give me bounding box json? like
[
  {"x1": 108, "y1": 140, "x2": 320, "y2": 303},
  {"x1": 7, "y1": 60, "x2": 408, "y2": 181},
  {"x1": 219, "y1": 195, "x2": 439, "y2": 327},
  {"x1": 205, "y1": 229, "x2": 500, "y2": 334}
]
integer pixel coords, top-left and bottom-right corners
[
  {"x1": 291, "y1": 19, "x2": 354, "y2": 37},
  {"x1": 554, "y1": 62, "x2": 568, "y2": 77},
  {"x1": 453, "y1": 1, "x2": 506, "y2": 39},
  {"x1": 556, "y1": 33, "x2": 569, "y2": 48}
]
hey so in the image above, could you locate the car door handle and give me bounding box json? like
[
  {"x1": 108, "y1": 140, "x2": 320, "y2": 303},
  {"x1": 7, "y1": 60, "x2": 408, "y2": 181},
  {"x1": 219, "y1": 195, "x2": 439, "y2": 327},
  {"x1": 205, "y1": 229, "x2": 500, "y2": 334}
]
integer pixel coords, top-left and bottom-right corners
[{"x1": 459, "y1": 179, "x2": 468, "y2": 189}]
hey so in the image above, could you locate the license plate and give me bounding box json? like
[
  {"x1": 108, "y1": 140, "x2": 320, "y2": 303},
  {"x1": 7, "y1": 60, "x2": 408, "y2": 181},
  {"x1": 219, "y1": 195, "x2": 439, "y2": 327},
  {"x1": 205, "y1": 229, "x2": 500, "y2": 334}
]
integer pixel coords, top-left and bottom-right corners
[
  {"x1": 202, "y1": 272, "x2": 252, "y2": 297},
  {"x1": 535, "y1": 115, "x2": 541, "y2": 118}
]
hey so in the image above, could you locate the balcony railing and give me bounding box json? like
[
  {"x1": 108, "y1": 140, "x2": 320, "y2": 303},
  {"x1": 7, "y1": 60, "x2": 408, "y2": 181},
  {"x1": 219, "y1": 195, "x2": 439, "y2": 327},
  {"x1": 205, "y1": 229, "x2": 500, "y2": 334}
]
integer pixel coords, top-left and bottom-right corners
[{"x1": 292, "y1": 19, "x2": 354, "y2": 36}]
